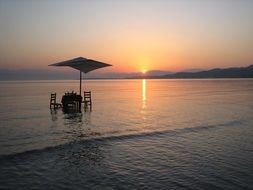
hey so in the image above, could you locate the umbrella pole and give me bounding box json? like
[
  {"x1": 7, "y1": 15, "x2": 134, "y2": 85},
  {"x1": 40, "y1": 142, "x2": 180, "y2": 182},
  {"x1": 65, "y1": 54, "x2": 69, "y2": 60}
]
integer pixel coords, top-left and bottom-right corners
[{"x1": 79, "y1": 71, "x2": 82, "y2": 95}]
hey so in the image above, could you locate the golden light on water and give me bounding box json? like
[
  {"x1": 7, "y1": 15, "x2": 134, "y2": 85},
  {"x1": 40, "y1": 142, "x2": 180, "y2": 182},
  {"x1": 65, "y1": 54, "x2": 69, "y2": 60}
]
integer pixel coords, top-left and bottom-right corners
[
  {"x1": 142, "y1": 79, "x2": 146, "y2": 102},
  {"x1": 141, "y1": 79, "x2": 147, "y2": 118}
]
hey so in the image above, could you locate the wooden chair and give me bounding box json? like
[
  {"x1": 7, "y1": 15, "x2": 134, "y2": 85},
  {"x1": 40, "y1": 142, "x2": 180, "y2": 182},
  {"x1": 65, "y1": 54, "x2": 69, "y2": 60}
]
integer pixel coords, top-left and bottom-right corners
[
  {"x1": 50, "y1": 93, "x2": 62, "y2": 109},
  {"x1": 83, "y1": 91, "x2": 92, "y2": 111}
]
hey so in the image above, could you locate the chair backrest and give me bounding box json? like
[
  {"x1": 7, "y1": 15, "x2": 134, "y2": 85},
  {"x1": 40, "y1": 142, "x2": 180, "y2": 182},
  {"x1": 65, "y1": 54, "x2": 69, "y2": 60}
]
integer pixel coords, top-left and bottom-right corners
[
  {"x1": 50, "y1": 93, "x2": 56, "y2": 103},
  {"x1": 84, "y1": 91, "x2": 91, "y2": 100}
]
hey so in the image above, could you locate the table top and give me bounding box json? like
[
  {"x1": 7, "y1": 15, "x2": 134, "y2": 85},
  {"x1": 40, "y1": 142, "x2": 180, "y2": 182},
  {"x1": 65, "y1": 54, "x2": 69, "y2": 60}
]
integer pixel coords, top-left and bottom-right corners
[{"x1": 61, "y1": 93, "x2": 82, "y2": 103}]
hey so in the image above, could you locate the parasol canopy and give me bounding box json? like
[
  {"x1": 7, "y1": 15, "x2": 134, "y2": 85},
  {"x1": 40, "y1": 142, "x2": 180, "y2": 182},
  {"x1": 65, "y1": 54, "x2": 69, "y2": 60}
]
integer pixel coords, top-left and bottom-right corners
[{"x1": 49, "y1": 57, "x2": 112, "y2": 95}]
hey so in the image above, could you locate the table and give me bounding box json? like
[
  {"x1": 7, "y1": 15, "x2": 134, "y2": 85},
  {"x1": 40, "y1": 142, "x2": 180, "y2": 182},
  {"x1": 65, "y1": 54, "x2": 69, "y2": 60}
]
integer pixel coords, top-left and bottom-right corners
[{"x1": 61, "y1": 93, "x2": 82, "y2": 111}]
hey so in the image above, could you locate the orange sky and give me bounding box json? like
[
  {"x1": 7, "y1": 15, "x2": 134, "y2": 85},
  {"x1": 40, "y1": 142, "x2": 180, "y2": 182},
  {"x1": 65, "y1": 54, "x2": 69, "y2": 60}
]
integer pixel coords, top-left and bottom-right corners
[{"x1": 0, "y1": 0, "x2": 253, "y2": 73}]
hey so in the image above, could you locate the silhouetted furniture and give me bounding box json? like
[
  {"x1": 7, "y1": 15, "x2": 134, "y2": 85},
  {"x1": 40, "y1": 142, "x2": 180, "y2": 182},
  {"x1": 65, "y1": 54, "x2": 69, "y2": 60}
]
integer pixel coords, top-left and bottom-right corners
[
  {"x1": 61, "y1": 92, "x2": 82, "y2": 111},
  {"x1": 50, "y1": 93, "x2": 62, "y2": 109},
  {"x1": 82, "y1": 91, "x2": 92, "y2": 111}
]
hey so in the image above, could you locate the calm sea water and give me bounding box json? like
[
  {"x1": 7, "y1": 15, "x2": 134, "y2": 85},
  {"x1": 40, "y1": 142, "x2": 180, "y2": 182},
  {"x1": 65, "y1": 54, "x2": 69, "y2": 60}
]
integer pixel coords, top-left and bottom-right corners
[{"x1": 0, "y1": 79, "x2": 252, "y2": 189}]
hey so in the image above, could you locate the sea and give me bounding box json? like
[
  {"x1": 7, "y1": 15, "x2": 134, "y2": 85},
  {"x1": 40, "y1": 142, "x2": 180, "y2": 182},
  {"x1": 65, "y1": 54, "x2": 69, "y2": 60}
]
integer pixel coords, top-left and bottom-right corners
[{"x1": 0, "y1": 79, "x2": 252, "y2": 189}]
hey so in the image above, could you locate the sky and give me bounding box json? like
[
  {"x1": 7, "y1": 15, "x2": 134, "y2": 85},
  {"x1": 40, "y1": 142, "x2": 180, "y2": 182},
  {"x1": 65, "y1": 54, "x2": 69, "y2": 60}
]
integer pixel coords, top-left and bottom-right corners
[{"x1": 0, "y1": 0, "x2": 253, "y2": 74}]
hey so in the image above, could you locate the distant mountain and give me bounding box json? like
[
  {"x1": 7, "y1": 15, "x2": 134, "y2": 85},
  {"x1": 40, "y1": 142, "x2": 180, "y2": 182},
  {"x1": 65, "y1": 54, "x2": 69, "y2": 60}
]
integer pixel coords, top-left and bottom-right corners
[
  {"x1": 0, "y1": 69, "x2": 77, "y2": 80},
  {"x1": 145, "y1": 70, "x2": 173, "y2": 76},
  {"x1": 0, "y1": 69, "x2": 173, "y2": 80},
  {"x1": 127, "y1": 70, "x2": 173, "y2": 79},
  {"x1": 181, "y1": 69, "x2": 203, "y2": 73},
  {"x1": 86, "y1": 72, "x2": 137, "y2": 79},
  {"x1": 161, "y1": 65, "x2": 253, "y2": 79},
  {"x1": 86, "y1": 70, "x2": 173, "y2": 79},
  {"x1": 1, "y1": 65, "x2": 252, "y2": 80}
]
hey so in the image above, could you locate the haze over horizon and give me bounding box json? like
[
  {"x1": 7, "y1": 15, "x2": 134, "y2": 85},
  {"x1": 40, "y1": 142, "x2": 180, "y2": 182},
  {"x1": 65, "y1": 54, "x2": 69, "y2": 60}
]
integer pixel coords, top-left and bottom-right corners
[{"x1": 1, "y1": 0, "x2": 253, "y2": 77}]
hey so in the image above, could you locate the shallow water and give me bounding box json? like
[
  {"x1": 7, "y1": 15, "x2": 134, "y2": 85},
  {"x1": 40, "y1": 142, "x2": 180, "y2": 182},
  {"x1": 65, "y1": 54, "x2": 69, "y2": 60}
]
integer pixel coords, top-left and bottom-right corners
[{"x1": 0, "y1": 79, "x2": 253, "y2": 189}]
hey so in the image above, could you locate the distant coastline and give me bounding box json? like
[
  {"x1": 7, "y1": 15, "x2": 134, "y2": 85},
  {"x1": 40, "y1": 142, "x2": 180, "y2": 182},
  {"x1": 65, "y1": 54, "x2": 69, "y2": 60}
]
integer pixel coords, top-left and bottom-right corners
[
  {"x1": 128, "y1": 64, "x2": 253, "y2": 79},
  {"x1": 0, "y1": 65, "x2": 252, "y2": 80}
]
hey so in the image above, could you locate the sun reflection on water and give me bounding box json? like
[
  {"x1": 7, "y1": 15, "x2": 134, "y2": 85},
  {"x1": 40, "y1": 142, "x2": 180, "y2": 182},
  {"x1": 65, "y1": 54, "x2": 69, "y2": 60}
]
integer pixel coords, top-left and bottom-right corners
[{"x1": 142, "y1": 79, "x2": 147, "y2": 109}]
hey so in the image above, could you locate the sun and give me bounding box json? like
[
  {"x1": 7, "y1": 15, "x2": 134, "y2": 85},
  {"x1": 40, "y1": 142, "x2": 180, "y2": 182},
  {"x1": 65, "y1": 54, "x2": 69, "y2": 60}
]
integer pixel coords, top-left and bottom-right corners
[{"x1": 142, "y1": 69, "x2": 146, "y2": 74}]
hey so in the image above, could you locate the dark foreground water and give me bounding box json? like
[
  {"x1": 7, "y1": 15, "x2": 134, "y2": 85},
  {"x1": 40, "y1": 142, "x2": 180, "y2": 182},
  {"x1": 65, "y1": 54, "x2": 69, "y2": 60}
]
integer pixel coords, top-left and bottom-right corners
[{"x1": 0, "y1": 79, "x2": 253, "y2": 189}]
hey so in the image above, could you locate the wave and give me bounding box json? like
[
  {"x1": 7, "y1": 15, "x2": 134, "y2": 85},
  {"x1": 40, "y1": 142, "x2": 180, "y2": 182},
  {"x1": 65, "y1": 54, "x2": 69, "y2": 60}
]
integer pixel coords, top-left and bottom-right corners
[{"x1": 0, "y1": 119, "x2": 246, "y2": 160}]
